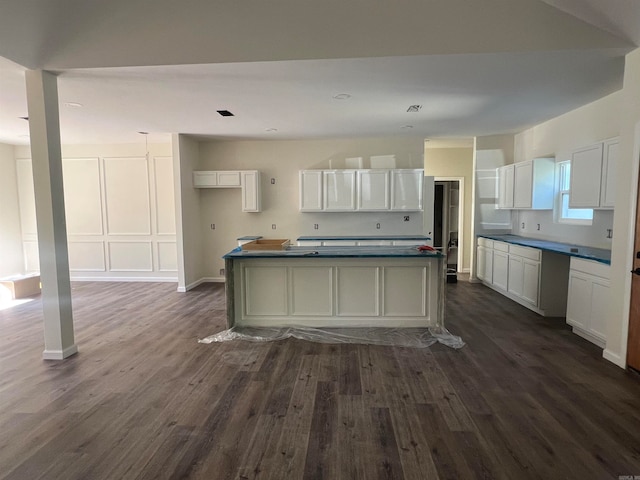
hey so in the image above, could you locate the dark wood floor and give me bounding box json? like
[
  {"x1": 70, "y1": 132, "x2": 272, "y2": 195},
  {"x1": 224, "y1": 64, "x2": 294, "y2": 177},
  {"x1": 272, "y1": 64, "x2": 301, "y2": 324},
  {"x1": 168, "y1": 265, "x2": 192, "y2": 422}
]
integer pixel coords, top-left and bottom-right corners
[{"x1": 1, "y1": 279, "x2": 640, "y2": 479}]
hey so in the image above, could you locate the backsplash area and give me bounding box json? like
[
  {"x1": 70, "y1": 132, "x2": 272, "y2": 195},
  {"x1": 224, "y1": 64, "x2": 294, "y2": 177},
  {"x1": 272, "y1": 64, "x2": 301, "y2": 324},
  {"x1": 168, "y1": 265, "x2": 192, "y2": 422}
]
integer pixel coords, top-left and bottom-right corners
[{"x1": 516, "y1": 209, "x2": 614, "y2": 249}]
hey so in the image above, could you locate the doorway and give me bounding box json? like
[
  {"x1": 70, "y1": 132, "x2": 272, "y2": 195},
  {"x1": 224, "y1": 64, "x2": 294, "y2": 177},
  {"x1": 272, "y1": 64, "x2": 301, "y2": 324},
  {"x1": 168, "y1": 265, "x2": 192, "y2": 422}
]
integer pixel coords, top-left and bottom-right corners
[{"x1": 434, "y1": 178, "x2": 464, "y2": 273}]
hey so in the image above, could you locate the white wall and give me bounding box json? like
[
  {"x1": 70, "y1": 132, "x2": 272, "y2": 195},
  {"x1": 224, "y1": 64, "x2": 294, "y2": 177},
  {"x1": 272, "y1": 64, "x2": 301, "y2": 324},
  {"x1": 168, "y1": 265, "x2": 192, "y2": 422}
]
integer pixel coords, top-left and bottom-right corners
[
  {"x1": 173, "y1": 134, "x2": 204, "y2": 291},
  {"x1": 197, "y1": 136, "x2": 426, "y2": 278},
  {"x1": 424, "y1": 146, "x2": 473, "y2": 272},
  {"x1": 0, "y1": 143, "x2": 24, "y2": 277},
  {"x1": 13, "y1": 143, "x2": 177, "y2": 281}
]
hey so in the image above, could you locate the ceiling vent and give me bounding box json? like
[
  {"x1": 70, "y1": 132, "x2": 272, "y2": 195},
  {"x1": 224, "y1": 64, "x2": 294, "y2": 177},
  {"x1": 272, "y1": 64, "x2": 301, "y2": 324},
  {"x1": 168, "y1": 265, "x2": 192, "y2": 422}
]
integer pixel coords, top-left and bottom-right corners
[
  {"x1": 217, "y1": 110, "x2": 234, "y2": 117},
  {"x1": 407, "y1": 105, "x2": 422, "y2": 113}
]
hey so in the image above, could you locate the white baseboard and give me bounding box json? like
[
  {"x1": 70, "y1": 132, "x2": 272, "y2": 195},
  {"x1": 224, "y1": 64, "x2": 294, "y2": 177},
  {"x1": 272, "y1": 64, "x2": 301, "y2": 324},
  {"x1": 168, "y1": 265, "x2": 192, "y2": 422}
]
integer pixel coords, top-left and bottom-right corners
[
  {"x1": 43, "y1": 344, "x2": 78, "y2": 360},
  {"x1": 71, "y1": 276, "x2": 178, "y2": 283},
  {"x1": 179, "y1": 276, "x2": 225, "y2": 293},
  {"x1": 461, "y1": 268, "x2": 471, "y2": 273},
  {"x1": 603, "y1": 348, "x2": 625, "y2": 368}
]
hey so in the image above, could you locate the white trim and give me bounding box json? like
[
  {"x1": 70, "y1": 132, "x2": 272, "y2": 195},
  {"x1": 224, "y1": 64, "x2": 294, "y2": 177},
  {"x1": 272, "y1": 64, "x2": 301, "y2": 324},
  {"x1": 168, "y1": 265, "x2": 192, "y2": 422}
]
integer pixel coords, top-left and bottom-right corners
[
  {"x1": 70, "y1": 276, "x2": 177, "y2": 282},
  {"x1": 43, "y1": 344, "x2": 78, "y2": 360},
  {"x1": 603, "y1": 348, "x2": 624, "y2": 367},
  {"x1": 461, "y1": 267, "x2": 471, "y2": 273},
  {"x1": 180, "y1": 276, "x2": 225, "y2": 292}
]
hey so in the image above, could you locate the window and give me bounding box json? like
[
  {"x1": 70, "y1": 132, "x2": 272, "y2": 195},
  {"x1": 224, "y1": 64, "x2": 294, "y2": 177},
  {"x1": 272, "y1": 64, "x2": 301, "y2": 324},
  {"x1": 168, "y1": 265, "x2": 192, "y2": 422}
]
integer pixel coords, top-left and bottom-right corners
[{"x1": 557, "y1": 161, "x2": 593, "y2": 224}]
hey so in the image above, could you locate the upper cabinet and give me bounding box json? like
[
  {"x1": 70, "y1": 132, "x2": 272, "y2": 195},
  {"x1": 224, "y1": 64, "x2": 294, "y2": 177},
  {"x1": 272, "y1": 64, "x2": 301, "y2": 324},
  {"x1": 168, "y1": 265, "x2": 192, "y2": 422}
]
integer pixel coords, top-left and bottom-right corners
[
  {"x1": 323, "y1": 170, "x2": 357, "y2": 211},
  {"x1": 569, "y1": 137, "x2": 618, "y2": 209},
  {"x1": 193, "y1": 170, "x2": 241, "y2": 188},
  {"x1": 496, "y1": 158, "x2": 554, "y2": 210},
  {"x1": 193, "y1": 170, "x2": 261, "y2": 212},
  {"x1": 357, "y1": 170, "x2": 390, "y2": 211},
  {"x1": 299, "y1": 168, "x2": 424, "y2": 212},
  {"x1": 391, "y1": 169, "x2": 423, "y2": 211},
  {"x1": 497, "y1": 164, "x2": 514, "y2": 209}
]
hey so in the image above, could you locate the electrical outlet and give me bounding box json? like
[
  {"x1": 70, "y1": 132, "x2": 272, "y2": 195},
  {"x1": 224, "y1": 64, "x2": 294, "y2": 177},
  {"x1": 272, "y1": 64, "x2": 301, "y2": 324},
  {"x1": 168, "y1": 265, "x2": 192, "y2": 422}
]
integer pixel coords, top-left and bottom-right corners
[
  {"x1": 313, "y1": 224, "x2": 319, "y2": 230},
  {"x1": 210, "y1": 223, "x2": 215, "y2": 230},
  {"x1": 404, "y1": 216, "x2": 410, "y2": 222},
  {"x1": 537, "y1": 224, "x2": 540, "y2": 231},
  {"x1": 219, "y1": 268, "x2": 225, "y2": 276},
  {"x1": 607, "y1": 229, "x2": 613, "y2": 239},
  {"x1": 376, "y1": 223, "x2": 381, "y2": 229},
  {"x1": 271, "y1": 178, "x2": 276, "y2": 184},
  {"x1": 272, "y1": 224, "x2": 277, "y2": 230},
  {"x1": 521, "y1": 222, "x2": 525, "y2": 229}
]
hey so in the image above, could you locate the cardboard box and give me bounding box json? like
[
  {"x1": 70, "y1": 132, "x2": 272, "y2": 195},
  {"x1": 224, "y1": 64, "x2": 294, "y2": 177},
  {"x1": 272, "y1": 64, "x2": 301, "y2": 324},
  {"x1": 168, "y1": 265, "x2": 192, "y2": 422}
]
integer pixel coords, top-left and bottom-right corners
[
  {"x1": 241, "y1": 239, "x2": 290, "y2": 250},
  {"x1": 0, "y1": 274, "x2": 41, "y2": 299}
]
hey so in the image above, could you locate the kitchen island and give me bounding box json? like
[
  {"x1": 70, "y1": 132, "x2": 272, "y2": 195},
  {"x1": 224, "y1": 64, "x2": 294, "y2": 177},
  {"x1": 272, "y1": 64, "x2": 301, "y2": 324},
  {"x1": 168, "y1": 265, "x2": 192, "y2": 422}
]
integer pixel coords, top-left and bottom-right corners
[{"x1": 223, "y1": 245, "x2": 445, "y2": 329}]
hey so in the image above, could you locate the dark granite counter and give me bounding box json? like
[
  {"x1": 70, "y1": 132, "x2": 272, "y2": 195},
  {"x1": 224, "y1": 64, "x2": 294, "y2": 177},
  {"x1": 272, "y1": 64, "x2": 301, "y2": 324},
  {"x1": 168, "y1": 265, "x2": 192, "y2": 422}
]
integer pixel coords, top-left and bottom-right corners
[
  {"x1": 297, "y1": 235, "x2": 431, "y2": 241},
  {"x1": 478, "y1": 234, "x2": 611, "y2": 264},
  {"x1": 224, "y1": 245, "x2": 443, "y2": 259}
]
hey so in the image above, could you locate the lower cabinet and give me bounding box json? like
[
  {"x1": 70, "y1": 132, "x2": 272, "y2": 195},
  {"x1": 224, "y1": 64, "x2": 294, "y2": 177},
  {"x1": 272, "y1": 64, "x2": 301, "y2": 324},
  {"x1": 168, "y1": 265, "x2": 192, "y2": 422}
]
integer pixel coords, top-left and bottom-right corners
[
  {"x1": 476, "y1": 237, "x2": 569, "y2": 316},
  {"x1": 566, "y1": 258, "x2": 610, "y2": 347}
]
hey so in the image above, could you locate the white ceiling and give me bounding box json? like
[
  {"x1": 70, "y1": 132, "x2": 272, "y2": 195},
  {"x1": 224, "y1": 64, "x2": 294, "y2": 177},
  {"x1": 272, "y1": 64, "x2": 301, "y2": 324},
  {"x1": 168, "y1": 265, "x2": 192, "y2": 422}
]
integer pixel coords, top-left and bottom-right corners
[{"x1": 0, "y1": 0, "x2": 638, "y2": 146}]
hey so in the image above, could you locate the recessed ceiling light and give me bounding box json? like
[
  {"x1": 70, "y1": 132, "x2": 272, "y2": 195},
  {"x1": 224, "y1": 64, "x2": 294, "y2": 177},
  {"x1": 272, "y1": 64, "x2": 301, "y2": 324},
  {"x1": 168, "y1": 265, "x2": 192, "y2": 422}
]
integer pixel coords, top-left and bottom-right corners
[
  {"x1": 333, "y1": 93, "x2": 351, "y2": 100},
  {"x1": 407, "y1": 105, "x2": 422, "y2": 113},
  {"x1": 265, "y1": 128, "x2": 278, "y2": 132},
  {"x1": 217, "y1": 110, "x2": 234, "y2": 117},
  {"x1": 401, "y1": 125, "x2": 414, "y2": 129},
  {"x1": 64, "y1": 102, "x2": 83, "y2": 108}
]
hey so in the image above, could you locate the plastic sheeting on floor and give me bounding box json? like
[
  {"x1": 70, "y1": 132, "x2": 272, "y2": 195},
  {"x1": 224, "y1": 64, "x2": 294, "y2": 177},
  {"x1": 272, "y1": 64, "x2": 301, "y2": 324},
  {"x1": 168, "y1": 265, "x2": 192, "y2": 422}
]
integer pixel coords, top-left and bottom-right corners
[{"x1": 198, "y1": 325, "x2": 465, "y2": 349}]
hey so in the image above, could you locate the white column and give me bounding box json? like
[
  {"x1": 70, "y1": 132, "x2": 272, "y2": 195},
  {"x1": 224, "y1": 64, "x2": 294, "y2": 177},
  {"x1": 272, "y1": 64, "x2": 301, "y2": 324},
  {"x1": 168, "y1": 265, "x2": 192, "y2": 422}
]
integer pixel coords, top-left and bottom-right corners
[{"x1": 25, "y1": 70, "x2": 77, "y2": 360}]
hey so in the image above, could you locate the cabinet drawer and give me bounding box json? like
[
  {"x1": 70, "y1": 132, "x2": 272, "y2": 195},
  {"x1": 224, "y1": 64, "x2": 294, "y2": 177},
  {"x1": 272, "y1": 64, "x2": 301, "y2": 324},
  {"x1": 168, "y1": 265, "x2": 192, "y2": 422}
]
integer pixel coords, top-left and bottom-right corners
[
  {"x1": 493, "y1": 241, "x2": 509, "y2": 253},
  {"x1": 570, "y1": 257, "x2": 610, "y2": 279},
  {"x1": 509, "y1": 244, "x2": 540, "y2": 261},
  {"x1": 478, "y1": 237, "x2": 494, "y2": 248}
]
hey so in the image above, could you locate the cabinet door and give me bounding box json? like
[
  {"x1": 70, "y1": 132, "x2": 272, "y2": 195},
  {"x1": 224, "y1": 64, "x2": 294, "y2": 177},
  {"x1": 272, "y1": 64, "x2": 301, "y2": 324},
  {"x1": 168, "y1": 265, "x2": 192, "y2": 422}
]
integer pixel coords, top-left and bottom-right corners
[
  {"x1": 391, "y1": 170, "x2": 423, "y2": 211},
  {"x1": 513, "y1": 161, "x2": 533, "y2": 209},
  {"x1": 493, "y1": 251, "x2": 508, "y2": 290},
  {"x1": 600, "y1": 138, "x2": 618, "y2": 209},
  {"x1": 570, "y1": 143, "x2": 603, "y2": 208},
  {"x1": 521, "y1": 259, "x2": 540, "y2": 306},
  {"x1": 497, "y1": 165, "x2": 514, "y2": 209},
  {"x1": 566, "y1": 271, "x2": 591, "y2": 331},
  {"x1": 477, "y1": 246, "x2": 487, "y2": 282},
  {"x1": 323, "y1": 171, "x2": 356, "y2": 211},
  {"x1": 217, "y1": 171, "x2": 241, "y2": 187},
  {"x1": 357, "y1": 170, "x2": 390, "y2": 211},
  {"x1": 241, "y1": 171, "x2": 261, "y2": 212},
  {"x1": 507, "y1": 255, "x2": 524, "y2": 297},
  {"x1": 589, "y1": 278, "x2": 610, "y2": 341},
  {"x1": 193, "y1": 171, "x2": 217, "y2": 188},
  {"x1": 299, "y1": 171, "x2": 323, "y2": 211}
]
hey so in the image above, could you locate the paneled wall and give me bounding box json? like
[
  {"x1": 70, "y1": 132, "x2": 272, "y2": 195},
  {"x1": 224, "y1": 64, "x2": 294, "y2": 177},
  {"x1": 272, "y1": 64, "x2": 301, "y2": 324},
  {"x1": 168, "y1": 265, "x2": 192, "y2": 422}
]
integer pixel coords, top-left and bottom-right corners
[
  {"x1": 14, "y1": 144, "x2": 177, "y2": 281},
  {"x1": 0, "y1": 143, "x2": 24, "y2": 277}
]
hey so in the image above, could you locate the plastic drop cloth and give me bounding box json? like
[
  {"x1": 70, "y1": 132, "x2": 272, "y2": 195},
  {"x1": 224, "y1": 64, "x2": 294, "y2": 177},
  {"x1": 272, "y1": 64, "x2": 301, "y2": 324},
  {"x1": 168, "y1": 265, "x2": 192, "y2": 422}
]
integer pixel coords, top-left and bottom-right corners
[{"x1": 199, "y1": 325, "x2": 464, "y2": 349}]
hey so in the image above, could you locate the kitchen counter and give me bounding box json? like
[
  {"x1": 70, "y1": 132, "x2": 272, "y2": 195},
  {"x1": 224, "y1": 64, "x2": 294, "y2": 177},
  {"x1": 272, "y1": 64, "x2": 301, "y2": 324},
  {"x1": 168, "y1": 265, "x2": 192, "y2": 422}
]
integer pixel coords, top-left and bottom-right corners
[
  {"x1": 478, "y1": 234, "x2": 611, "y2": 264},
  {"x1": 224, "y1": 245, "x2": 443, "y2": 259},
  {"x1": 297, "y1": 235, "x2": 431, "y2": 242}
]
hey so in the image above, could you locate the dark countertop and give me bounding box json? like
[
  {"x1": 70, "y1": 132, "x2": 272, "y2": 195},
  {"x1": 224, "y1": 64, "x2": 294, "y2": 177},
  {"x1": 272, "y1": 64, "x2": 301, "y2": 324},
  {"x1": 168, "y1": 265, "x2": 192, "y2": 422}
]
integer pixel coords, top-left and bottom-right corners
[
  {"x1": 224, "y1": 245, "x2": 444, "y2": 259},
  {"x1": 297, "y1": 235, "x2": 431, "y2": 241},
  {"x1": 237, "y1": 236, "x2": 263, "y2": 241},
  {"x1": 478, "y1": 234, "x2": 611, "y2": 265}
]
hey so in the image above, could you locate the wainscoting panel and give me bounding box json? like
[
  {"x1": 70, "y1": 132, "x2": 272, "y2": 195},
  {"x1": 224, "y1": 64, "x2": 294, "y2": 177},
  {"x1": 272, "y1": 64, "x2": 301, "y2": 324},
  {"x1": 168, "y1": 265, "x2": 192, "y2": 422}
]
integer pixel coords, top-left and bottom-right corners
[
  {"x1": 157, "y1": 242, "x2": 178, "y2": 272},
  {"x1": 15, "y1": 159, "x2": 37, "y2": 236},
  {"x1": 68, "y1": 241, "x2": 106, "y2": 272},
  {"x1": 154, "y1": 157, "x2": 176, "y2": 235},
  {"x1": 108, "y1": 241, "x2": 153, "y2": 272},
  {"x1": 104, "y1": 157, "x2": 151, "y2": 235},
  {"x1": 62, "y1": 158, "x2": 103, "y2": 235}
]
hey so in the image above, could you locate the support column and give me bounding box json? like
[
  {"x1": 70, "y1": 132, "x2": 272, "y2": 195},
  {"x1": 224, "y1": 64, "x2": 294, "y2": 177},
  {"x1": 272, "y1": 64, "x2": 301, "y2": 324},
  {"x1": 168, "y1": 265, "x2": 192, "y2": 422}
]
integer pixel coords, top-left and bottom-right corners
[{"x1": 25, "y1": 70, "x2": 77, "y2": 360}]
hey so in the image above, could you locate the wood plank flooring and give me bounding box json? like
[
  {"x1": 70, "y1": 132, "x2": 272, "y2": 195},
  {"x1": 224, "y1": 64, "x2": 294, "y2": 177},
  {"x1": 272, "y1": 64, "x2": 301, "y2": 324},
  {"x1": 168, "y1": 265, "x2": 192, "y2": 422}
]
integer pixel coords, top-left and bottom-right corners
[{"x1": 1, "y1": 279, "x2": 640, "y2": 479}]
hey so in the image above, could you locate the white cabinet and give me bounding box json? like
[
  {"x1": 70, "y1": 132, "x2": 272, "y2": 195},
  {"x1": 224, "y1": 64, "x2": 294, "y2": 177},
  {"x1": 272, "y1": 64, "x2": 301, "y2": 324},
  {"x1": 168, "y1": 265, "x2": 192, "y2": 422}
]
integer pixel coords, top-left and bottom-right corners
[
  {"x1": 241, "y1": 171, "x2": 261, "y2": 212},
  {"x1": 193, "y1": 170, "x2": 241, "y2": 188},
  {"x1": 600, "y1": 138, "x2": 618, "y2": 209},
  {"x1": 521, "y1": 259, "x2": 540, "y2": 305},
  {"x1": 566, "y1": 257, "x2": 610, "y2": 347},
  {"x1": 569, "y1": 143, "x2": 603, "y2": 208},
  {"x1": 477, "y1": 245, "x2": 493, "y2": 283},
  {"x1": 391, "y1": 169, "x2": 423, "y2": 211},
  {"x1": 497, "y1": 164, "x2": 514, "y2": 209},
  {"x1": 492, "y1": 249, "x2": 509, "y2": 291},
  {"x1": 513, "y1": 158, "x2": 555, "y2": 209},
  {"x1": 299, "y1": 170, "x2": 323, "y2": 211},
  {"x1": 299, "y1": 168, "x2": 424, "y2": 212},
  {"x1": 507, "y1": 255, "x2": 524, "y2": 297},
  {"x1": 323, "y1": 170, "x2": 356, "y2": 211},
  {"x1": 357, "y1": 170, "x2": 390, "y2": 211}
]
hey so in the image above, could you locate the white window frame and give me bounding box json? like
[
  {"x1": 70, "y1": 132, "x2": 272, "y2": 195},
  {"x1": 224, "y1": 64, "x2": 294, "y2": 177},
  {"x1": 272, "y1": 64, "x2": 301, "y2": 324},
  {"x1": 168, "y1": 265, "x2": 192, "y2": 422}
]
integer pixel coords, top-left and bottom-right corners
[{"x1": 556, "y1": 161, "x2": 593, "y2": 225}]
